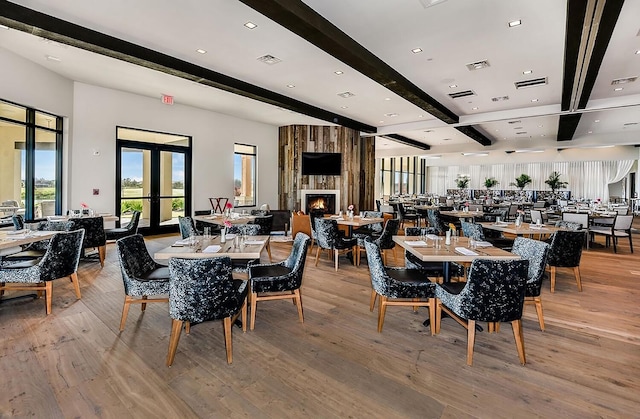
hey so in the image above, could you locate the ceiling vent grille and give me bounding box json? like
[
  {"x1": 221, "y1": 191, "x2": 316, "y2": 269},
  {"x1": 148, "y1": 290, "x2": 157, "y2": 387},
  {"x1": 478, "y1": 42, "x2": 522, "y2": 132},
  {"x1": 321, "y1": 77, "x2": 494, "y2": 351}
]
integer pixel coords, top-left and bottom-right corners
[
  {"x1": 514, "y1": 77, "x2": 548, "y2": 89},
  {"x1": 515, "y1": 131, "x2": 528, "y2": 135},
  {"x1": 611, "y1": 76, "x2": 637, "y2": 85},
  {"x1": 507, "y1": 120, "x2": 521, "y2": 124},
  {"x1": 419, "y1": 0, "x2": 447, "y2": 8},
  {"x1": 466, "y1": 60, "x2": 490, "y2": 71},
  {"x1": 491, "y1": 95, "x2": 510, "y2": 102},
  {"x1": 337, "y1": 91, "x2": 355, "y2": 98},
  {"x1": 256, "y1": 54, "x2": 281, "y2": 65},
  {"x1": 448, "y1": 90, "x2": 476, "y2": 99},
  {"x1": 623, "y1": 122, "x2": 638, "y2": 126}
]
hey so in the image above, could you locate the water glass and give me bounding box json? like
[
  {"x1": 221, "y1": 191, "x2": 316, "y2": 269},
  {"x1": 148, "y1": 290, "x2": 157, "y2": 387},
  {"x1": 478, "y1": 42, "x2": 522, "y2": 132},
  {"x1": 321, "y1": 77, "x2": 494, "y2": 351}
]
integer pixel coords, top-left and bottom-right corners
[
  {"x1": 469, "y1": 238, "x2": 477, "y2": 249},
  {"x1": 495, "y1": 216, "x2": 501, "y2": 223},
  {"x1": 435, "y1": 237, "x2": 442, "y2": 249},
  {"x1": 204, "y1": 226, "x2": 211, "y2": 239},
  {"x1": 453, "y1": 230, "x2": 459, "y2": 243}
]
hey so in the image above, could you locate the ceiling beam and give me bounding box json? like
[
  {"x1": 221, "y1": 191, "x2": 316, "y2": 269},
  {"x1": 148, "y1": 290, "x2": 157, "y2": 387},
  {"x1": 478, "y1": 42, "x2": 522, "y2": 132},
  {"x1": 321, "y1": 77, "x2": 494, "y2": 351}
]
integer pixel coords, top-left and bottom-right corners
[
  {"x1": 0, "y1": 0, "x2": 376, "y2": 133},
  {"x1": 382, "y1": 134, "x2": 431, "y2": 151}
]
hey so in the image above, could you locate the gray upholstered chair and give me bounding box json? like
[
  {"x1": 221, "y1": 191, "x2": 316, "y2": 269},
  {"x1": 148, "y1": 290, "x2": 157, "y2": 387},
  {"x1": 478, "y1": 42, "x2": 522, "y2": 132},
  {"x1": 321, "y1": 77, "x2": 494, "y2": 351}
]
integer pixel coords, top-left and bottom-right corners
[
  {"x1": 178, "y1": 216, "x2": 200, "y2": 239},
  {"x1": 11, "y1": 214, "x2": 24, "y2": 230},
  {"x1": 314, "y1": 218, "x2": 357, "y2": 271},
  {"x1": 166, "y1": 257, "x2": 247, "y2": 366},
  {"x1": 358, "y1": 218, "x2": 400, "y2": 266},
  {"x1": 590, "y1": 214, "x2": 633, "y2": 253},
  {"x1": 426, "y1": 209, "x2": 447, "y2": 235},
  {"x1": 547, "y1": 230, "x2": 586, "y2": 292},
  {"x1": 435, "y1": 258, "x2": 530, "y2": 366},
  {"x1": 105, "y1": 210, "x2": 140, "y2": 241},
  {"x1": 364, "y1": 238, "x2": 436, "y2": 333},
  {"x1": 248, "y1": 232, "x2": 310, "y2": 330},
  {"x1": 0, "y1": 229, "x2": 84, "y2": 315},
  {"x1": 511, "y1": 237, "x2": 550, "y2": 330},
  {"x1": 460, "y1": 221, "x2": 485, "y2": 240},
  {"x1": 116, "y1": 234, "x2": 170, "y2": 331},
  {"x1": 226, "y1": 223, "x2": 263, "y2": 273},
  {"x1": 69, "y1": 216, "x2": 107, "y2": 267}
]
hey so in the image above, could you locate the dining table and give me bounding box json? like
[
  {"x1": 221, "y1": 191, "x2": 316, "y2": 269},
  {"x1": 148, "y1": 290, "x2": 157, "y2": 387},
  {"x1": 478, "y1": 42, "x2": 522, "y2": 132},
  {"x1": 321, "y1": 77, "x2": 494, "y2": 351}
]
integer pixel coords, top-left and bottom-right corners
[
  {"x1": 193, "y1": 214, "x2": 257, "y2": 226},
  {"x1": 0, "y1": 229, "x2": 58, "y2": 251},
  {"x1": 479, "y1": 221, "x2": 566, "y2": 240},
  {"x1": 440, "y1": 209, "x2": 486, "y2": 223},
  {"x1": 154, "y1": 234, "x2": 270, "y2": 261},
  {"x1": 327, "y1": 214, "x2": 385, "y2": 237}
]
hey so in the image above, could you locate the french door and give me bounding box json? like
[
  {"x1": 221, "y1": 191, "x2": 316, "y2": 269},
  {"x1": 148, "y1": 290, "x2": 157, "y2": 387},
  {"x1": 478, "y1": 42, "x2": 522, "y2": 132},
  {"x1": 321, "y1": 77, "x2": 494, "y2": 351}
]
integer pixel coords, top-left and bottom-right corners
[{"x1": 116, "y1": 128, "x2": 192, "y2": 235}]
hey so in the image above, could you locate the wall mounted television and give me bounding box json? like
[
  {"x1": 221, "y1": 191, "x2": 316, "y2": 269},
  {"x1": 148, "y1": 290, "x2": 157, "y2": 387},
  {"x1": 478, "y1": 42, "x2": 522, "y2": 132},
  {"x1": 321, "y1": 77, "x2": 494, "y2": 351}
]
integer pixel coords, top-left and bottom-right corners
[{"x1": 301, "y1": 152, "x2": 342, "y2": 176}]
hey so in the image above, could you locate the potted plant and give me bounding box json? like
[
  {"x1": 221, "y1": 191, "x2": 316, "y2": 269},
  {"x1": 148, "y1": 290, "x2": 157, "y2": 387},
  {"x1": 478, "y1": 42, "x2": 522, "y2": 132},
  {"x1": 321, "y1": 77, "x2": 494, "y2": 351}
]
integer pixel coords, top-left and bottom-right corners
[
  {"x1": 484, "y1": 177, "x2": 499, "y2": 189},
  {"x1": 545, "y1": 171, "x2": 568, "y2": 193},
  {"x1": 510, "y1": 174, "x2": 532, "y2": 190},
  {"x1": 455, "y1": 175, "x2": 470, "y2": 189}
]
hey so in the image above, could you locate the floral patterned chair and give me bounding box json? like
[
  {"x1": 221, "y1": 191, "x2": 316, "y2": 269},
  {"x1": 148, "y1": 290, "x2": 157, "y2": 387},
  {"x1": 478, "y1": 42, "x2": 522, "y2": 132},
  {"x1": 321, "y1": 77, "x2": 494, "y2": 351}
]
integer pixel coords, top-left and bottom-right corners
[
  {"x1": 166, "y1": 257, "x2": 248, "y2": 366},
  {"x1": 105, "y1": 210, "x2": 140, "y2": 241},
  {"x1": 248, "y1": 232, "x2": 310, "y2": 330},
  {"x1": 116, "y1": 234, "x2": 170, "y2": 331},
  {"x1": 511, "y1": 237, "x2": 550, "y2": 330},
  {"x1": 435, "y1": 258, "x2": 529, "y2": 366},
  {"x1": 314, "y1": 218, "x2": 358, "y2": 271},
  {"x1": 69, "y1": 216, "x2": 107, "y2": 267},
  {"x1": 352, "y1": 210, "x2": 383, "y2": 239},
  {"x1": 178, "y1": 216, "x2": 200, "y2": 239},
  {"x1": 0, "y1": 229, "x2": 84, "y2": 315},
  {"x1": 226, "y1": 224, "x2": 263, "y2": 274},
  {"x1": 357, "y1": 218, "x2": 400, "y2": 266},
  {"x1": 11, "y1": 214, "x2": 24, "y2": 230},
  {"x1": 364, "y1": 238, "x2": 436, "y2": 333},
  {"x1": 546, "y1": 230, "x2": 586, "y2": 293},
  {"x1": 250, "y1": 216, "x2": 274, "y2": 262},
  {"x1": 426, "y1": 209, "x2": 447, "y2": 235}
]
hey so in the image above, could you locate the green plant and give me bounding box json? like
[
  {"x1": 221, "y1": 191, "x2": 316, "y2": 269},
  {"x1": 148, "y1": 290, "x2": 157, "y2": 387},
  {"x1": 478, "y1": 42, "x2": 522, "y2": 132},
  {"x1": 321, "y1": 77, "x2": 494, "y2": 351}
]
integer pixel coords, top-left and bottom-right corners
[
  {"x1": 545, "y1": 171, "x2": 568, "y2": 193},
  {"x1": 172, "y1": 198, "x2": 184, "y2": 211},
  {"x1": 510, "y1": 174, "x2": 532, "y2": 190},
  {"x1": 484, "y1": 177, "x2": 499, "y2": 189},
  {"x1": 455, "y1": 175, "x2": 470, "y2": 189}
]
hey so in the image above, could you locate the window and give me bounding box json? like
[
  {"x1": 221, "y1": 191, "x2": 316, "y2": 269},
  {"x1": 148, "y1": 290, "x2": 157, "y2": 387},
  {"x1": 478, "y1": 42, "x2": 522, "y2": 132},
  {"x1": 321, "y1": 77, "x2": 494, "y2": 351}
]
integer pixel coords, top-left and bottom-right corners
[
  {"x1": 379, "y1": 156, "x2": 425, "y2": 196},
  {"x1": 0, "y1": 100, "x2": 62, "y2": 220},
  {"x1": 234, "y1": 143, "x2": 256, "y2": 207}
]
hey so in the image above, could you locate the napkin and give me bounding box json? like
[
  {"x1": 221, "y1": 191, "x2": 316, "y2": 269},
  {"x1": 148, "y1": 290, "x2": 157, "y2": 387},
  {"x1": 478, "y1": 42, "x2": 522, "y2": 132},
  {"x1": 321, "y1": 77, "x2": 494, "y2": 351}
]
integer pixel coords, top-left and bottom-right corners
[
  {"x1": 7, "y1": 230, "x2": 26, "y2": 235},
  {"x1": 425, "y1": 234, "x2": 439, "y2": 240},
  {"x1": 494, "y1": 221, "x2": 508, "y2": 226},
  {"x1": 173, "y1": 238, "x2": 191, "y2": 246},
  {"x1": 475, "y1": 241, "x2": 493, "y2": 247},
  {"x1": 225, "y1": 233, "x2": 236, "y2": 239},
  {"x1": 244, "y1": 240, "x2": 265, "y2": 245},
  {"x1": 529, "y1": 224, "x2": 544, "y2": 230},
  {"x1": 455, "y1": 247, "x2": 478, "y2": 256},
  {"x1": 202, "y1": 245, "x2": 221, "y2": 253},
  {"x1": 404, "y1": 240, "x2": 428, "y2": 247}
]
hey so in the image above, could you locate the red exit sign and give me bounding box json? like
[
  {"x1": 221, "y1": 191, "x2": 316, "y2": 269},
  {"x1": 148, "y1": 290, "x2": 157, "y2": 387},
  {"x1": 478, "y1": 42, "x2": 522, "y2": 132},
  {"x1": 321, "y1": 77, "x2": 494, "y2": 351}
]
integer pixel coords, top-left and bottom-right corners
[{"x1": 161, "y1": 94, "x2": 174, "y2": 105}]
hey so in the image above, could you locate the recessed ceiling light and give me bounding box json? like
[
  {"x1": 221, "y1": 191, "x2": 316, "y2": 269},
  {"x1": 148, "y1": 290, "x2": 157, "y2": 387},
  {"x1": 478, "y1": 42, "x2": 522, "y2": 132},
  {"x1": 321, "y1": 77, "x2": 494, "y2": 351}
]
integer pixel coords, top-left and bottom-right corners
[
  {"x1": 379, "y1": 120, "x2": 385, "y2": 123},
  {"x1": 244, "y1": 21, "x2": 257, "y2": 29},
  {"x1": 531, "y1": 98, "x2": 539, "y2": 102},
  {"x1": 636, "y1": 50, "x2": 640, "y2": 55},
  {"x1": 45, "y1": 55, "x2": 61, "y2": 62},
  {"x1": 340, "y1": 106, "x2": 348, "y2": 109},
  {"x1": 196, "y1": 49, "x2": 207, "y2": 54},
  {"x1": 594, "y1": 119, "x2": 600, "y2": 123},
  {"x1": 462, "y1": 152, "x2": 489, "y2": 156},
  {"x1": 418, "y1": 114, "x2": 424, "y2": 118},
  {"x1": 449, "y1": 84, "x2": 458, "y2": 88},
  {"x1": 412, "y1": 48, "x2": 423, "y2": 54},
  {"x1": 384, "y1": 97, "x2": 391, "y2": 101},
  {"x1": 257, "y1": 54, "x2": 281, "y2": 65},
  {"x1": 508, "y1": 20, "x2": 522, "y2": 27},
  {"x1": 334, "y1": 70, "x2": 343, "y2": 75},
  {"x1": 337, "y1": 91, "x2": 355, "y2": 98},
  {"x1": 523, "y1": 70, "x2": 533, "y2": 75},
  {"x1": 384, "y1": 113, "x2": 399, "y2": 118},
  {"x1": 286, "y1": 84, "x2": 295, "y2": 88},
  {"x1": 538, "y1": 125, "x2": 544, "y2": 128},
  {"x1": 540, "y1": 134, "x2": 545, "y2": 137},
  {"x1": 614, "y1": 87, "x2": 623, "y2": 91},
  {"x1": 471, "y1": 107, "x2": 478, "y2": 110},
  {"x1": 588, "y1": 131, "x2": 593, "y2": 134}
]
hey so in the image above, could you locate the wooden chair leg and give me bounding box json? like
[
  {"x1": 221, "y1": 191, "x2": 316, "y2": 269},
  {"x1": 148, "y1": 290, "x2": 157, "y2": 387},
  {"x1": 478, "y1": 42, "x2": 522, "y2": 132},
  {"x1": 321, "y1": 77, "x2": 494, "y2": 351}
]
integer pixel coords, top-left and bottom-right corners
[
  {"x1": 98, "y1": 245, "x2": 106, "y2": 267},
  {"x1": 70, "y1": 272, "x2": 81, "y2": 299},
  {"x1": 241, "y1": 298, "x2": 247, "y2": 332},
  {"x1": 266, "y1": 242, "x2": 272, "y2": 262},
  {"x1": 550, "y1": 266, "x2": 557, "y2": 293},
  {"x1": 250, "y1": 292, "x2": 258, "y2": 330},
  {"x1": 294, "y1": 289, "x2": 304, "y2": 323},
  {"x1": 141, "y1": 295, "x2": 148, "y2": 311},
  {"x1": 369, "y1": 290, "x2": 377, "y2": 312},
  {"x1": 428, "y1": 298, "x2": 436, "y2": 336},
  {"x1": 45, "y1": 281, "x2": 53, "y2": 315},
  {"x1": 334, "y1": 249, "x2": 339, "y2": 271},
  {"x1": 166, "y1": 319, "x2": 183, "y2": 366},
  {"x1": 435, "y1": 300, "x2": 442, "y2": 334},
  {"x1": 120, "y1": 296, "x2": 132, "y2": 331},
  {"x1": 392, "y1": 247, "x2": 398, "y2": 266},
  {"x1": 223, "y1": 317, "x2": 233, "y2": 364},
  {"x1": 466, "y1": 319, "x2": 476, "y2": 366},
  {"x1": 511, "y1": 319, "x2": 526, "y2": 365},
  {"x1": 185, "y1": 321, "x2": 191, "y2": 335},
  {"x1": 534, "y1": 297, "x2": 545, "y2": 331},
  {"x1": 314, "y1": 247, "x2": 321, "y2": 266},
  {"x1": 377, "y1": 296, "x2": 388, "y2": 332},
  {"x1": 488, "y1": 322, "x2": 495, "y2": 333},
  {"x1": 574, "y1": 267, "x2": 582, "y2": 291}
]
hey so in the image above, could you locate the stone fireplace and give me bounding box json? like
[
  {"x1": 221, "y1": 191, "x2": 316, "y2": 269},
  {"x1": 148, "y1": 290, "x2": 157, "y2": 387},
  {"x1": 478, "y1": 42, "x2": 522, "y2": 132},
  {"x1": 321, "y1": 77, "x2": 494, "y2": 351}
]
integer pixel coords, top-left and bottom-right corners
[{"x1": 301, "y1": 189, "x2": 340, "y2": 215}]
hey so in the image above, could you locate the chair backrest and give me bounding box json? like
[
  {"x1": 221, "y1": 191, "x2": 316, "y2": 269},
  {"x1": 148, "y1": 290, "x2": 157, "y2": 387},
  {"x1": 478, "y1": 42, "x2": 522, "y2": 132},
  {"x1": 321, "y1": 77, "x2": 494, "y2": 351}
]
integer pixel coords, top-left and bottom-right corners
[
  {"x1": 508, "y1": 204, "x2": 519, "y2": 217},
  {"x1": 364, "y1": 238, "x2": 391, "y2": 297},
  {"x1": 178, "y1": 216, "x2": 197, "y2": 239},
  {"x1": 511, "y1": 237, "x2": 550, "y2": 296},
  {"x1": 375, "y1": 199, "x2": 381, "y2": 211},
  {"x1": 468, "y1": 204, "x2": 483, "y2": 212},
  {"x1": 614, "y1": 207, "x2": 629, "y2": 215},
  {"x1": 39, "y1": 229, "x2": 85, "y2": 282},
  {"x1": 314, "y1": 218, "x2": 341, "y2": 249},
  {"x1": 69, "y1": 216, "x2": 106, "y2": 248},
  {"x1": 379, "y1": 204, "x2": 395, "y2": 214},
  {"x1": 562, "y1": 212, "x2": 588, "y2": 229},
  {"x1": 553, "y1": 220, "x2": 582, "y2": 230},
  {"x1": 30, "y1": 220, "x2": 74, "y2": 251},
  {"x1": 530, "y1": 209, "x2": 543, "y2": 224},
  {"x1": 558, "y1": 199, "x2": 568, "y2": 208},
  {"x1": 116, "y1": 234, "x2": 159, "y2": 292},
  {"x1": 427, "y1": 209, "x2": 447, "y2": 234},
  {"x1": 533, "y1": 201, "x2": 546, "y2": 209},
  {"x1": 124, "y1": 210, "x2": 141, "y2": 233},
  {"x1": 445, "y1": 199, "x2": 454, "y2": 207},
  {"x1": 362, "y1": 211, "x2": 383, "y2": 233},
  {"x1": 614, "y1": 214, "x2": 633, "y2": 231},
  {"x1": 280, "y1": 233, "x2": 311, "y2": 288},
  {"x1": 404, "y1": 226, "x2": 438, "y2": 237},
  {"x1": 168, "y1": 257, "x2": 245, "y2": 323},
  {"x1": 250, "y1": 209, "x2": 269, "y2": 216},
  {"x1": 12, "y1": 214, "x2": 24, "y2": 230},
  {"x1": 547, "y1": 230, "x2": 585, "y2": 267},
  {"x1": 252, "y1": 215, "x2": 273, "y2": 235},
  {"x1": 375, "y1": 218, "x2": 400, "y2": 250},
  {"x1": 460, "y1": 221, "x2": 485, "y2": 240},
  {"x1": 452, "y1": 259, "x2": 529, "y2": 322},
  {"x1": 227, "y1": 223, "x2": 261, "y2": 236}
]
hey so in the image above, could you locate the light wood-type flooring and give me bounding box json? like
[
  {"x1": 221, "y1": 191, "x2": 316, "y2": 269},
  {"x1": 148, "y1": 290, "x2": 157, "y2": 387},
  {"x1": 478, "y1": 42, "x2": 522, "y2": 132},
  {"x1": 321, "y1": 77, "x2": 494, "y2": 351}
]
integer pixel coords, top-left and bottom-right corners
[{"x1": 1, "y1": 225, "x2": 639, "y2": 418}]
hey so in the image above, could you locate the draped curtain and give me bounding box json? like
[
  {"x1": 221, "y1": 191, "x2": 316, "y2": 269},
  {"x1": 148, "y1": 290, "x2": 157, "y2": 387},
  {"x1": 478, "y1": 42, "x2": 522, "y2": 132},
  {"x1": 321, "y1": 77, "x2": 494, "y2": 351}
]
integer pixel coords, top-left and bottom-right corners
[{"x1": 426, "y1": 160, "x2": 634, "y2": 201}]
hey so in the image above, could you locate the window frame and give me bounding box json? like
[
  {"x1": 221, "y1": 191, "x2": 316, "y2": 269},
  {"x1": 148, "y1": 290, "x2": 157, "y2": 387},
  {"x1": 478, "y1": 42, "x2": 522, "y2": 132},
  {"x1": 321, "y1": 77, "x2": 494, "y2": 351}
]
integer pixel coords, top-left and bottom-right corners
[{"x1": 233, "y1": 143, "x2": 257, "y2": 208}]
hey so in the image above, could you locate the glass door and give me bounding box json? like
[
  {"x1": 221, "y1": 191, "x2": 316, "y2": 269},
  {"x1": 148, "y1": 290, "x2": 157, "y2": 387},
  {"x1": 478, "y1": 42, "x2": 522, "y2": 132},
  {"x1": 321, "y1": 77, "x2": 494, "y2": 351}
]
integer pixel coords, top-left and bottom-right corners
[{"x1": 116, "y1": 128, "x2": 191, "y2": 235}]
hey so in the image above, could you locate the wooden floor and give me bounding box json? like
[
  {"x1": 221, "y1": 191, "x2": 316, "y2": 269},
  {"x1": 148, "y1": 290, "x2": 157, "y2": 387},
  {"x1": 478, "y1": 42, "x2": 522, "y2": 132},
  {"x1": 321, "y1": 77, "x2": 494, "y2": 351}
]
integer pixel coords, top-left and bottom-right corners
[{"x1": 1, "y1": 226, "x2": 639, "y2": 418}]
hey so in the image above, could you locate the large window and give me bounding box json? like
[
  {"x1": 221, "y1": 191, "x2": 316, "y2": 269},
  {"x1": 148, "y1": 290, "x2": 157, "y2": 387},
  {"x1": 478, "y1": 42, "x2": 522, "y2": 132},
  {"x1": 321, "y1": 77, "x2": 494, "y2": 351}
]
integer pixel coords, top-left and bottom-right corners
[
  {"x1": 234, "y1": 143, "x2": 256, "y2": 207},
  {"x1": 379, "y1": 156, "x2": 425, "y2": 196},
  {"x1": 0, "y1": 100, "x2": 62, "y2": 220}
]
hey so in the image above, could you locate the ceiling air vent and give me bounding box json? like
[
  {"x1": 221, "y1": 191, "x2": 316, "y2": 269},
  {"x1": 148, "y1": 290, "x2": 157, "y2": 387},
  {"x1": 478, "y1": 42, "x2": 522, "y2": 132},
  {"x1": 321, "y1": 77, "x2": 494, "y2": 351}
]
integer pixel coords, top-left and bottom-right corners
[
  {"x1": 466, "y1": 60, "x2": 490, "y2": 71},
  {"x1": 611, "y1": 76, "x2": 637, "y2": 85},
  {"x1": 337, "y1": 91, "x2": 355, "y2": 98},
  {"x1": 419, "y1": 0, "x2": 447, "y2": 8},
  {"x1": 514, "y1": 77, "x2": 548, "y2": 89},
  {"x1": 623, "y1": 122, "x2": 638, "y2": 126},
  {"x1": 256, "y1": 54, "x2": 281, "y2": 65},
  {"x1": 515, "y1": 131, "x2": 528, "y2": 135},
  {"x1": 491, "y1": 96, "x2": 509, "y2": 102},
  {"x1": 507, "y1": 120, "x2": 521, "y2": 124},
  {"x1": 448, "y1": 90, "x2": 476, "y2": 99}
]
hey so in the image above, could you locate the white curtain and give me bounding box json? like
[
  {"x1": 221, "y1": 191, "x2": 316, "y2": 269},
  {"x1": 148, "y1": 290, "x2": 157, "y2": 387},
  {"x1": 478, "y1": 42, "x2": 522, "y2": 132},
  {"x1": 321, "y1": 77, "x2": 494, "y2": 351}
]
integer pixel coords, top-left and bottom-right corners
[{"x1": 426, "y1": 160, "x2": 634, "y2": 201}]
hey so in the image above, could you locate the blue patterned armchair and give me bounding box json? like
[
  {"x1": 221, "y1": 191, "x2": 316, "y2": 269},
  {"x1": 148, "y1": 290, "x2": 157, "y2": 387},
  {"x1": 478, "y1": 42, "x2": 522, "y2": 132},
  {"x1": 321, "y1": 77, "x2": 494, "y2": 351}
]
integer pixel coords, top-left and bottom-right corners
[
  {"x1": 248, "y1": 232, "x2": 310, "y2": 330},
  {"x1": 511, "y1": 237, "x2": 550, "y2": 330},
  {"x1": 12, "y1": 214, "x2": 24, "y2": 230},
  {"x1": 116, "y1": 234, "x2": 170, "y2": 331},
  {"x1": 226, "y1": 223, "x2": 264, "y2": 273},
  {"x1": 105, "y1": 210, "x2": 140, "y2": 241},
  {"x1": 426, "y1": 209, "x2": 448, "y2": 235},
  {"x1": 68, "y1": 216, "x2": 107, "y2": 267},
  {"x1": 178, "y1": 216, "x2": 200, "y2": 239},
  {"x1": 314, "y1": 218, "x2": 358, "y2": 271},
  {"x1": 435, "y1": 258, "x2": 529, "y2": 365},
  {"x1": 357, "y1": 218, "x2": 400, "y2": 266},
  {"x1": 460, "y1": 221, "x2": 485, "y2": 240},
  {"x1": 0, "y1": 229, "x2": 84, "y2": 315},
  {"x1": 547, "y1": 230, "x2": 585, "y2": 293},
  {"x1": 166, "y1": 257, "x2": 248, "y2": 365},
  {"x1": 364, "y1": 238, "x2": 436, "y2": 333}
]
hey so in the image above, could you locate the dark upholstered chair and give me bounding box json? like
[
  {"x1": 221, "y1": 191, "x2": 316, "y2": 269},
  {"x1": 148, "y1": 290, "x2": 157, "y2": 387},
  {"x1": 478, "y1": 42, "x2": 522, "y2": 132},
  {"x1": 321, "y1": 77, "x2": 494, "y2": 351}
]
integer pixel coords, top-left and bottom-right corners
[
  {"x1": 248, "y1": 232, "x2": 310, "y2": 330},
  {"x1": 105, "y1": 211, "x2": 140, "y2": 241},
  {"x1": 460, "y1": 221, "x2": 485, "y2": 240},
  {"x1": 251, "y1": 215, "x2": 274, "y2": 262},
  {"x1": 357, "y1": 218, "x2": 400, "y2": 266},
  {"x1": 590, "y1": 214, "x2": 633, "y2": 253},
  {"x1": 12, "y1": 214, "x2": 24, "y2": 230},
  {"x1": 166, "y1": 257, "x2": 247, "y2": 365},
  {"x1": 553, "y1": 220, "x2": 582, "y2": 230},
  {"x1": 116, "y1": 234, "x2": 170, "y2": 331},
  {"x1": 178, "y1": 216, "x2": 200, "y2": 239},
  {"x1": 511, "y1": 237, "x2": 550, "y2": 331},
  {"x1": 226, "y1": 224, "x2": 263, "y2": 274},
  {"x1": 69, "y1": 216, "x2": 107, "y2": 267},
  {"x1": 396, "y1": 202, "x2": 419, "y2": 228},
  {"x1": 364, "y1": 238, "x2": 436, "y2": 333},
  {"x1": 546, "y1": 230, "x2": 586, "y2": 293},
  {"x1": 426, "y1": 209, "x2": 447, "y2": 235},
  {"x1": 352, "y1": 211, "x2": 383, "y2": 237},
  {"x1": 435, "y1": 259, "x2": 530, "y2": 366},
  {"x1": 314, "y1": 218, "x2": 357, "y2": 271},
  {"x1": 403, "y1": 227, "x2": 464, "y2": 280},
  {"x1": 0, "y1": 229, "x2": 84, "y2": 315},
  {"x1": 2, "y1": 220, "x2": 74, "y2": 263}
]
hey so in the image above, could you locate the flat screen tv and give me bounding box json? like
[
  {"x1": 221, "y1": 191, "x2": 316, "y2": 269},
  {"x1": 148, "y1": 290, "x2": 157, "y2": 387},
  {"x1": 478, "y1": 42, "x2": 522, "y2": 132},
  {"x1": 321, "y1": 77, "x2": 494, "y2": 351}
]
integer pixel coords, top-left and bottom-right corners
[{"x1": 301, "y1": 152, "x2": 342, "y2": 176}]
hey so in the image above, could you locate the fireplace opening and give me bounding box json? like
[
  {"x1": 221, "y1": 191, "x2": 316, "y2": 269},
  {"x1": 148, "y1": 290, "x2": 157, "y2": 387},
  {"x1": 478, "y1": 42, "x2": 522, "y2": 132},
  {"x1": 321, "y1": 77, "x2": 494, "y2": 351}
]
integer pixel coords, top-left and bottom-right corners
[{"x1": 305, "y1": 194, "x2": 336, "y2": 215}]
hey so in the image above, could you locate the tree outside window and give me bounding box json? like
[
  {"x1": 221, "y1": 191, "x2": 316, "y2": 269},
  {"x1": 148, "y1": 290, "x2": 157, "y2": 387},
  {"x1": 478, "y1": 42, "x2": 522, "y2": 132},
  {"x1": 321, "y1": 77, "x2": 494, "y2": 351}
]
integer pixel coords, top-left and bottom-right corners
[{"x1": 234, "y1": 143, "x2": 256, "y2": 207}]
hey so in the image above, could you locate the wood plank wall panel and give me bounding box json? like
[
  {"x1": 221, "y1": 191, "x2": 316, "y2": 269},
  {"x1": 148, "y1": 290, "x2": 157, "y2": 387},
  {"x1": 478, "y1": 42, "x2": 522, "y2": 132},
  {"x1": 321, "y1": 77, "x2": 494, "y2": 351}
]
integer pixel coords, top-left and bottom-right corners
[{"x1": 278, "y1": 125, "x2": 375, "y2": 212}]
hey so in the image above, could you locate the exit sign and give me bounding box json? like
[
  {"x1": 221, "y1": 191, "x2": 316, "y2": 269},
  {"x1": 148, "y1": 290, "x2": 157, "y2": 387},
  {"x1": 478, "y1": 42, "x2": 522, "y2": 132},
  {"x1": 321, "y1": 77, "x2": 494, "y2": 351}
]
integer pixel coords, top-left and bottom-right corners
[{"x1": 161, "y1": 94, "x2": 174, "y2": 105}]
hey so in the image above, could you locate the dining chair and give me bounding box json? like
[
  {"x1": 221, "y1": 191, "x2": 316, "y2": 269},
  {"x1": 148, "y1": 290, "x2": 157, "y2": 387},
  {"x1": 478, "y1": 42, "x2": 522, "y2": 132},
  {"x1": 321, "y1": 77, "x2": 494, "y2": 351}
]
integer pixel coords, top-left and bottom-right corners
[
  {"x1": 426, "y1": 209, "x2": 447, "y2": 235},
  {"x1": 251, "y1": 215, "x2": 273, "y2": 261},
  {"x1": 248, "y1": 232, "x2": 310, "y2": 330},
  {"x1": 116, "y1": 234, "x2": 170, "y2": 331},
  {"x1": 314, "y1": 218, "x2": 357, "y2": 271},
  {"x1": 2, "y1": 220, "x2": 74, "y2": 263},
  {"x1": 511, "y1": 237, "x2": 550, "y2": 331},
  {"x1": 68, "y1": 216, "x2": 107, "y2": 267},
  {"x1": 166, "y1": 256, "x2": 247, "y2": 366},
  {"x1": 396, "y1": 202, "x2": 419, "y2": 229},
  {"x1": 435, "y1": 258, "x2": 530, "y2": 366},
  {"x1": 178, "y1": 215, "x2": 200, "y2": 239},
  {"x1": 546, "y1": 230, "x2": 586, "y2": 292},
  {"x1": 12, "y1": 214, "x2": 24, "y2": 230},
  {"x1": 562, "y1": 212, "x2": 590, "y2": 248},
  {"x1": 361, "y1": 218, "x2": 400, "y2": 266},
  {"x1": 226, "y1": 223, "x2": 263, "y2": 275},
  {"x1": 589, "y1": 214, "x2": 633, "y2": 253},
  {"x1": 0, "y1": 229, "x2": 84, "y2": 315},
  {"x1": 364, "y1": 238, "x2": 436, "y2": 333},
  {"x1": 105, "y1": 210, "x2": 140, "y2": 241},
  {"x1": 403, "y1": 227, "x2": 464, "y2": 281}
]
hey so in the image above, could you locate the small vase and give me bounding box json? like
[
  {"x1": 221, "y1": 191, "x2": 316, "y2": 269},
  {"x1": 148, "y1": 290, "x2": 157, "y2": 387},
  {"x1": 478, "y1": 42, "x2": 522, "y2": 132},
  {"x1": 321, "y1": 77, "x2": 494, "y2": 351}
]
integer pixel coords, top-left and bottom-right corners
[
  {"x1": 348, "y1": 210, "x2": 354, "y2": 220},
  {"x1": 220, "y1": 228, "x2": 226, "y2": 243}
]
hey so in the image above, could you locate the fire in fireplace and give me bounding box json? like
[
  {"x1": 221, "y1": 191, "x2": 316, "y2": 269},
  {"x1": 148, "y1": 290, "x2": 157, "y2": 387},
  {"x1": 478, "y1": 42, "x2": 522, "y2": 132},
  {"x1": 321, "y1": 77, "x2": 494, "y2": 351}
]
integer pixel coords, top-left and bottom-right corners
[{"x1": 305, "y1": 194, "x2": 336, "y2": 214}]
